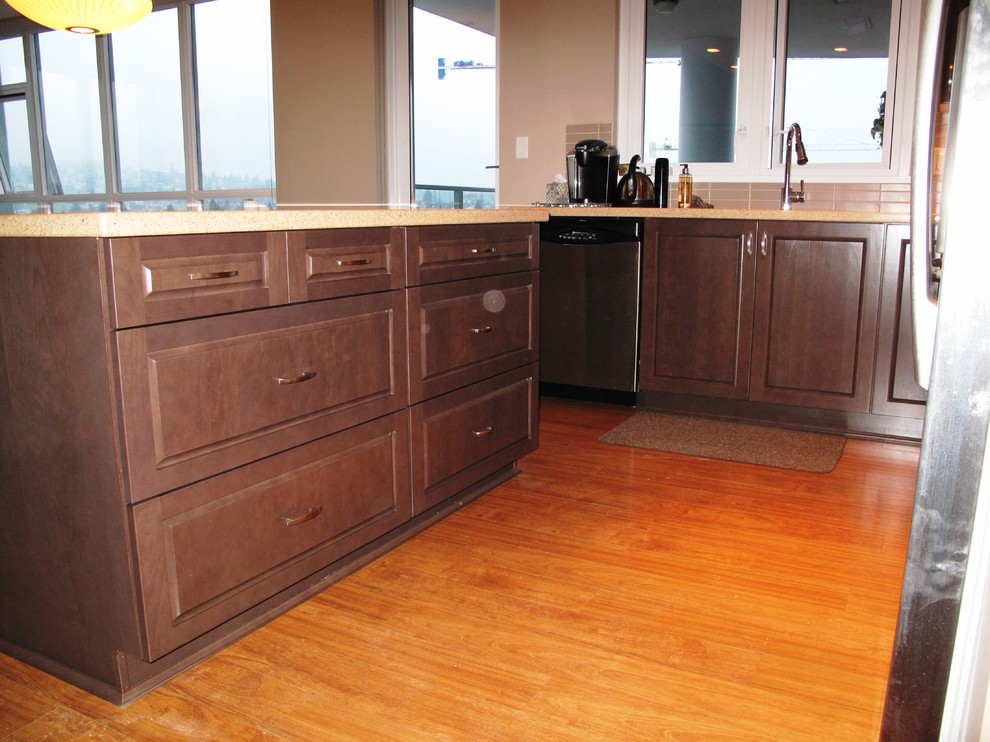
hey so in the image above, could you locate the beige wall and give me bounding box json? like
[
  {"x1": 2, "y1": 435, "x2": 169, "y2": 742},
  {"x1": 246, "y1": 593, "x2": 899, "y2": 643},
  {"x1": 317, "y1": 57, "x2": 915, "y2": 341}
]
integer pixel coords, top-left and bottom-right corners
[
  {"x1": 271, "y1": 0, "x2": 384, "y2": 206},
  {"x1": 497, "y1": 0, "x2": 618, "y2": 206}
]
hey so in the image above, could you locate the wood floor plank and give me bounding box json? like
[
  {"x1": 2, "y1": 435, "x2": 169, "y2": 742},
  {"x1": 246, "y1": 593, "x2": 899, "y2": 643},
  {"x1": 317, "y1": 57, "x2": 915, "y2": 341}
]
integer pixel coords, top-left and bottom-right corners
[{"x1": 0, "y1": 398, "x2": 919, "y2": 740}]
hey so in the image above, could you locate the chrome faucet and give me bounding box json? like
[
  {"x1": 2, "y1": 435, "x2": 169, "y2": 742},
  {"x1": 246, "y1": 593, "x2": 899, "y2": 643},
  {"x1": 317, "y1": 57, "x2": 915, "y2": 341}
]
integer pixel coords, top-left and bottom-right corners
[{"x1": 781, "y1": 123, "x2": 809, "y2": 210}]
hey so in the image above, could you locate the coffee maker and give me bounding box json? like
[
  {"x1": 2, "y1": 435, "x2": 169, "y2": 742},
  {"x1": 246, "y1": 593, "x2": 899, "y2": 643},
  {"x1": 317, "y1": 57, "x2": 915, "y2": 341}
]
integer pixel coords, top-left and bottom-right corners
[{"x1": 566, "y1": 139, "x2": 619, "y2": 204}]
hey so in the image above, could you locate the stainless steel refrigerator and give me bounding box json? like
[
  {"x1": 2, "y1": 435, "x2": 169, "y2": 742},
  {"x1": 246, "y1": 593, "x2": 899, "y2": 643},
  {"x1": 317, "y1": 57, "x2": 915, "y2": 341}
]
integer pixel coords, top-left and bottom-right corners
[{"x1": 881, "y1": 0, "x2": 990, "y2": 738}]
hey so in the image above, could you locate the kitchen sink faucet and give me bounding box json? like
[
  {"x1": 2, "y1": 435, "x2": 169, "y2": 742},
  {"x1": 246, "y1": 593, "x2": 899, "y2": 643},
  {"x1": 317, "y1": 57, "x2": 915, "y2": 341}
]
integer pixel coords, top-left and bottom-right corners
[{"x1": 781, "y1": 123, "x2": 809, "y2": 210}]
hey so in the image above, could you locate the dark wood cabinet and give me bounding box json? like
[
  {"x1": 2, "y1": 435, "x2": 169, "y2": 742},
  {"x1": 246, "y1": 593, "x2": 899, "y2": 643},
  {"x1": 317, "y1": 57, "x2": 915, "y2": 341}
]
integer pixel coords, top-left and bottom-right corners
[
  {"x1": 133, "y1": 412, "x2": 411, "y2": 659},
  {"x1": 410, "y1": 366, "x2": 538, "y2": 514},
  {"x1": 0, "y1": 220, "x2": 539, "y2": 705},
  {"x1": 286, "y1": 227, "x2": 405, "y2": 301},
  {"x1": 407, "y1": 271, "x2": 538, "y2": 403},
  {"x1": 405, "y1": 224, "x2": 540, "y2": 515},
  {"x1": 872, "y1": 224, "x2": 928, "y2": 418},
  {"x1": 406, "y1": 222, "x2": 538, "y2": 285},
  {"x1": 106, "y1": 231, "x2": 289, "y2": 328},
  {"x1": 749, "y1": 221, "x2": 883, "y2": 412},
  {"x1": 639, "y1": 219, "x2": 755, "y2": 399},
  {"x1": 641, "y1": 219, "x2": 882, "y2": 412},
  {"x1": 116, "y1": 292, "x2": 408, "y2": 502},
  {"x1": 639, "y1": 218, "x2": 919, "y2": 437}
]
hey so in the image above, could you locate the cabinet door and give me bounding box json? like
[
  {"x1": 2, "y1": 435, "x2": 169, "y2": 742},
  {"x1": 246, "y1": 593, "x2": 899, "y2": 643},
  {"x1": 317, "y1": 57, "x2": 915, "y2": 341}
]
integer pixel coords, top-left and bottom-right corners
[
  {"x1": 407, "y1": 271, "x2": 538, "y2": 402},
  {"x1": 410, "y1": 365, "x2": 538, "y2": 514},
  {"x1": 116, "y1": 293, "x2": 408, "y2": 502},
  {"x1": 286, "y1": 227, "x2": 405, "y2": 301},
  {"x1": 750, "y1": 221, "x2": 883, "y2": 412},
  {"x1": 872, "y1": 224, "x2": 928, "y2": 418},
  {"x1": 106, "y1": 231, "x2": 288, "y2": 328},
  {"x1": 406, "y1": 222, "x2": 538, "y2": 285},
  {"x1": 639, "y1": 218, "x2": 756, "y2": 399},
  {"x1": 132, "y1": 412, "x2": 411, "y2": 659}
]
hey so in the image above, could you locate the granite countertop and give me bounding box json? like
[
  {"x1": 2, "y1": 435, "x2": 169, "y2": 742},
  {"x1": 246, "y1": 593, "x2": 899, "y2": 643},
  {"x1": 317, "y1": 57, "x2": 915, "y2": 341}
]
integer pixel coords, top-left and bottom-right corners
[{"x1": 0, "y1": 205, "x2": 908, "y2": 239}]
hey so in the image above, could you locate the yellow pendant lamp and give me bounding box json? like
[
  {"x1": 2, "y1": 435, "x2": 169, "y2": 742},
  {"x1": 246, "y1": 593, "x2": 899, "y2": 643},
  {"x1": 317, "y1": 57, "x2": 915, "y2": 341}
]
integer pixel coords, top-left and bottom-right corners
[{"x1": 5, "y1": 0, "x2": 153, "y2": 35}]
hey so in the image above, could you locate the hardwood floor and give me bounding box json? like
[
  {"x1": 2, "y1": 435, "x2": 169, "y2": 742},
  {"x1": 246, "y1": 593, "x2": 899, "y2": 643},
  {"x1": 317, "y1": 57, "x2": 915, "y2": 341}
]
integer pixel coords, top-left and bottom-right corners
[{"x1": 0, "y1": 398, "x2": 919, "y2": 741}]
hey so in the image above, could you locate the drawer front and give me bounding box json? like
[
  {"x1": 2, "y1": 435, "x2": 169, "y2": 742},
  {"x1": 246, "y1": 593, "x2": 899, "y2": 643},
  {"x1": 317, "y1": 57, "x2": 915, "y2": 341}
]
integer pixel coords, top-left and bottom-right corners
[
  {"x1": 406, "y1": 223, "x2": 538, "y2": 285},
  {"x1": 408, "y1": 271, "x2": 538, "y2": 402},
  {"x1": 411, "y1": 365, "x2": 539, "y2": 514},
  {"x1": 287, "y1": 227, "x2": 405, "y2": 301},
  {"x1": 106, "y1": 232, "x2": 288, "y2": 328},
  {"x1": 132, "y1": 412, "x2": 411, "y2": 659},
  {"x1": 117, "y1": 293, "x2": 408, "y2": 502}
]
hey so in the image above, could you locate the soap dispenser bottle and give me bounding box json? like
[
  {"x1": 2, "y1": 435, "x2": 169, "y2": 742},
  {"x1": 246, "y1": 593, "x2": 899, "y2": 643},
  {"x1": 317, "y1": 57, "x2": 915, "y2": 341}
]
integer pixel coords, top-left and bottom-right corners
[{"x1": 678, "y1": 164, "x2": 693, "y2": 209}]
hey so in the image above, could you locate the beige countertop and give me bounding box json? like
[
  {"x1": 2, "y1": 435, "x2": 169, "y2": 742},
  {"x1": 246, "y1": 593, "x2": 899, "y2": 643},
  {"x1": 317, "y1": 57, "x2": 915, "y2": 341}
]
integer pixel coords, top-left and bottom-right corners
[
  {"x1": 0, "y1": 205, "x2": 908, "y2": 238},
  {"x1": 544, "y1": 206, "x2": 907, "y2": 223}
]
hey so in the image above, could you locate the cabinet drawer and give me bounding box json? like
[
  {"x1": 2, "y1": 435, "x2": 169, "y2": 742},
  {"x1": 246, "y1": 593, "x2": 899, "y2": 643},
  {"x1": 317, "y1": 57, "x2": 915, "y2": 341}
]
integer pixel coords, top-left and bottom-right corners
[
  {"x1": 408, "y1": 271, "x2": 538, "y2": 402},
  {"x1": 106, "y1": 232, "x2": 288, "y2": 328},
  {"x1": 132, "y1": 412, "x2": 411, "y2": 659},
  {"x1": 116, "y1": 292, "x2": 408, "y2": 502},
  {"x1": 410, "y1": 365, "x2": 538, "y2": 514},
  {"x1": 287, "y1": 227, "x2": 405, "y2": 301},
  {"x1": 406, "y1": 223, "x2": 538, "y2": 285}
]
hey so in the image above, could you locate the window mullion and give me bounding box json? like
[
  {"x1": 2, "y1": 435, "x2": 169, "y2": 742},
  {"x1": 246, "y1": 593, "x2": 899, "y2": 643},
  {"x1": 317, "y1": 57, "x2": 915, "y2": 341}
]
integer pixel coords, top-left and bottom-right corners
[
  {"x1": 176, "y1": 1, "x2": 201, "y2": 196},
  {"x1": 96, "y1": 35, "x2": 120, "y2": 203},
  {"x1": 770, "y1": 0, "x2": 789, "y2": 171},
  {"x1": 22, "y1": 33, "x2": 46, "y2": 197}
]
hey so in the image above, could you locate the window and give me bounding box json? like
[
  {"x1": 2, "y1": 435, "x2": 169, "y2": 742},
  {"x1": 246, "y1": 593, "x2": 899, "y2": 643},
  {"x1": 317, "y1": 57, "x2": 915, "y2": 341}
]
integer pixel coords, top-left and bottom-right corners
[
  {"x1": 111, "y1": 7, "x2": 185, "y2": 194},
  {"x1": 644, "y1": 0, "x2": 741, "y2": 164},
  {"x1": 0, "y1": 37, "x2": 32, "y2": 199},
  {"x1": 38, "y1": 32, "x2": 105, "y2": 195},
  {"x1": 411, "y1": 1, "x2": 496, "y2": 208},
  {"x1": 778, "y1": 0, "x2": 892, "y2": 164},
  {"x1": 623, "y1": 0, "x2": 917, "y2": 181},
  {"x1": 0, "y1": 0, "x2": 275, "y2": 213},
  {"x1": 193, "y1": 0, "x2": 274, "y2": 194}
]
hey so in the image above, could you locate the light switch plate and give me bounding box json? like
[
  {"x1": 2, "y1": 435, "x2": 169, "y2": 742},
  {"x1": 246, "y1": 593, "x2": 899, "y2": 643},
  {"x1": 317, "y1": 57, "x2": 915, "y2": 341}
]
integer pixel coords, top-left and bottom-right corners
[{"x1": 515, "y1": 136, "x2": 529, "y2": 159}]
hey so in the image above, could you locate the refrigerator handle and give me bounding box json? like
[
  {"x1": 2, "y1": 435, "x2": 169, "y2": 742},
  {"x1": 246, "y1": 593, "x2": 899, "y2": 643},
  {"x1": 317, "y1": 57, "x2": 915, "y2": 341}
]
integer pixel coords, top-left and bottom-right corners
[{"x1": 909, "y1": 0, "x2": 946, "y2": 391}]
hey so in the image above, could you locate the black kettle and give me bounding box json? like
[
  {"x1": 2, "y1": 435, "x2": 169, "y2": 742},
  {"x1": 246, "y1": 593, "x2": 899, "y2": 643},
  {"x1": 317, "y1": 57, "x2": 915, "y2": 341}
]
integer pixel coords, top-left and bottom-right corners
[{"x1": 614, "y1": 155, "x2": 655, "y2": 206}]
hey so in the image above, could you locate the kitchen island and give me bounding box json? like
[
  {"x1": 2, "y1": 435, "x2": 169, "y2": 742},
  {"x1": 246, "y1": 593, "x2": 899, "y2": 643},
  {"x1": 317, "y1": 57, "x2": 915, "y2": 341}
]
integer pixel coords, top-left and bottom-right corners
[
  {"x1": 0, "y1": 205, "x2": 913, "y2": 705},
  {"x1": 0, "y1": 208, "x2": 544, "y2": 705}
]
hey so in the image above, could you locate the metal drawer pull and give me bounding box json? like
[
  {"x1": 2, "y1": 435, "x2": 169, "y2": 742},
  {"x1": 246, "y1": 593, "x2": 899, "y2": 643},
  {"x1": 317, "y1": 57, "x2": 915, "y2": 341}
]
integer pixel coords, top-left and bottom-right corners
[
  {"x1": 745, "y1": 233, "x2": 753, "y2": 256},
  {"x1": 472, "y1": 426, "x2": 495, "y2": 437},
  {"x1": 274, "y1": 370, "x2": 317, "y2": 385},
  {"x1": 336, "y1": 258, "x2": 373, "y2": 266},
  {"x1": 470, "y1": 325, "x2": 495, "y2": 334},
  {"x1": 760, "y1": 234, "x2": 768, "y2": 257},
  {"x1": 189, "y1": 269, "x2": 239, "y2": 280},
  {"x1": 281, "y1": 506, "x2": 323, "y2": 527},
  {"x1": 470, "y1": 247, "x2": 497, "y2": 254}
]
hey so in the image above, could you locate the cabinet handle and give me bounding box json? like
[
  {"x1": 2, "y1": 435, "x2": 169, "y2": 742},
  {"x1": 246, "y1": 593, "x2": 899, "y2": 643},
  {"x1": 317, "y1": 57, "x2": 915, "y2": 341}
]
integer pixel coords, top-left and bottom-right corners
[
  {"x1": 472, "y1": 426, "x2": 495, "y2": 437},
  {"x1": 470, "y1": 247, "x2": 497, "y2": 255},
  {"x1": 274, "y1": 370, "x2": 317, "y2": 385},
  {"x1": 336, "y1": 258, "x2": 373, "y2": 266},
  {"x1": 470, "y1": 325, "x2": 496, "y2": 334},
  {"x1": 188, "y1": 270, "x2": 239, "y2": 281},
  {"x1": 745, "y1": 233, "x2": 753, "y2": 256},
  {"x1": 759, "y1": 234, "x2": 768, "y2": 257},
  {"x1": 281, "y1": 506, "x2": 323, "y2": 527}
]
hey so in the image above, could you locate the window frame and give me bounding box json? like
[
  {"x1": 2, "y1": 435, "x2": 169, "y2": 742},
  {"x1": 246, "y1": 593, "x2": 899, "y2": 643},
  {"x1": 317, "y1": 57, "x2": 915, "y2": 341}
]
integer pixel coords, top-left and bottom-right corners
[
  {"x1": 0, "y1": 0, "x2": 275, "y2": 213},
  {"x1": 617, "y1": 0, "x2": 922, "y2": 184}
]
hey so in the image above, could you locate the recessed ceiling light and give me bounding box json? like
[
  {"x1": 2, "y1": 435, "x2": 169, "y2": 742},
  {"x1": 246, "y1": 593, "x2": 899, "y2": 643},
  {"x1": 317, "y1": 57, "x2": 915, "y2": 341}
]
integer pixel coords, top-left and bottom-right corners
[
  {"x1": 834, "y1": 46, "x2": 849, "y2": 52},
  {"x1": 707, "y1": 47, "x2": 721, "y2": 53}
]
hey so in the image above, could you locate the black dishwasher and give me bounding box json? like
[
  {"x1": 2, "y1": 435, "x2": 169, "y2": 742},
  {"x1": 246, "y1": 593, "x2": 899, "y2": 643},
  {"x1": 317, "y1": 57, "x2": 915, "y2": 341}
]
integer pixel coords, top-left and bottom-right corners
[{"x1": 539, "y1": 217, "x2": 642, "y2": 405}]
